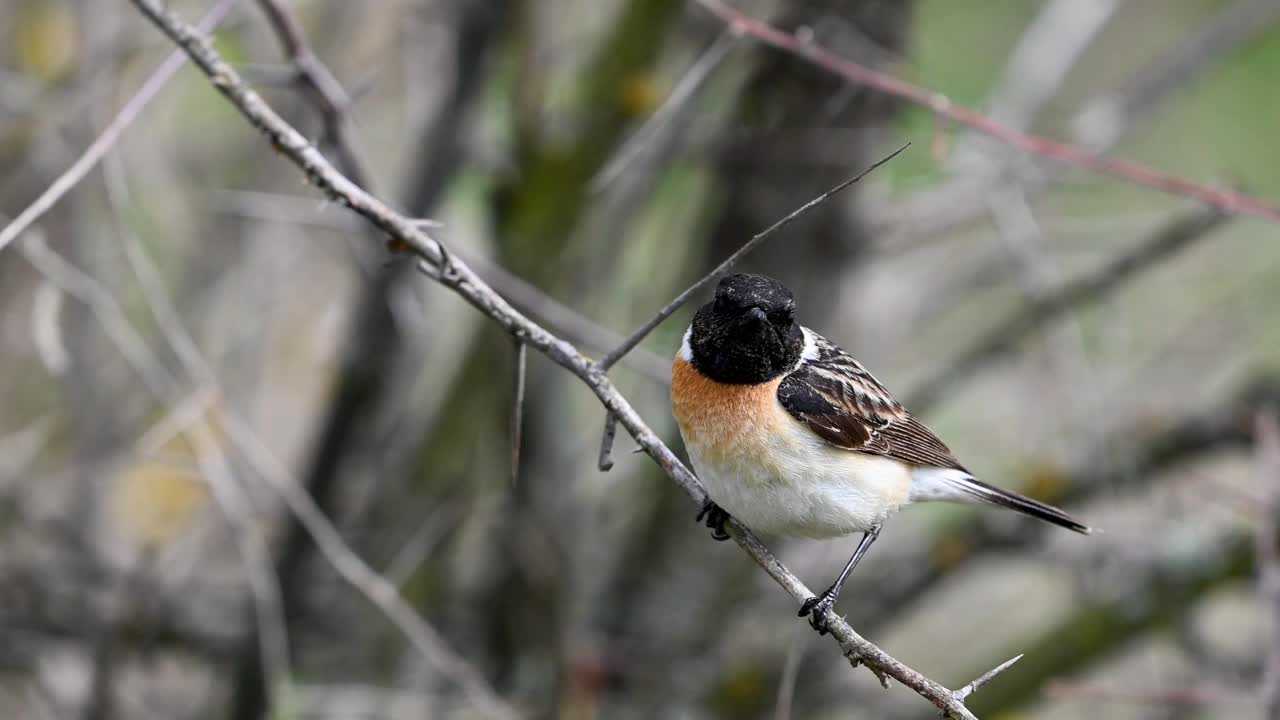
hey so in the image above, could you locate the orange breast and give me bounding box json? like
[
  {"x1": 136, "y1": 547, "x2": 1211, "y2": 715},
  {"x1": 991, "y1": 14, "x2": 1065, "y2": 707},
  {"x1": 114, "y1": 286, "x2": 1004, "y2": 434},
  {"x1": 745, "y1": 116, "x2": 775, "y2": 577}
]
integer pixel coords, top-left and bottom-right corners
[{"x1": 671, "y1": 356, "x2": 785, "y2": 468}]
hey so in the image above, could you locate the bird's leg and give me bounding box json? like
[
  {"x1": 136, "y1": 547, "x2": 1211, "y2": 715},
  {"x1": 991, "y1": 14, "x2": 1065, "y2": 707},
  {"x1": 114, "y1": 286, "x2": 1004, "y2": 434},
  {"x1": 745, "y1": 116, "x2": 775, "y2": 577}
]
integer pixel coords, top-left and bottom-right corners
[
  {"x1": 799, "y1": 524, "x2": 882, "y2": 634},
  {"x1": 695, "y1": 500, "x2": 732, "y2": 541}
]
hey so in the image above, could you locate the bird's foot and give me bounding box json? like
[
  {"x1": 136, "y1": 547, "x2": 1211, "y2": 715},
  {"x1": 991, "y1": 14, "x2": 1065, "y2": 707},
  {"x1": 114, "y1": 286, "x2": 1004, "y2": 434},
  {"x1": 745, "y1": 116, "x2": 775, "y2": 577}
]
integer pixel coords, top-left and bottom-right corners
[
  {"x1": 695, "y1": 501, "x2": 731, "y2": 541},
  {"x1": 798, "y1": 589, "x2": 840, "y2": 635}
]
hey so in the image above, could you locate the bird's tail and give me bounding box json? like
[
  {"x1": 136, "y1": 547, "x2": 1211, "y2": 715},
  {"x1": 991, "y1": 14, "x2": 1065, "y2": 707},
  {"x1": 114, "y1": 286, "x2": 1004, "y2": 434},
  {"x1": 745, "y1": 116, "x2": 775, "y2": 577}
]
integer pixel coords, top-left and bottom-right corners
[{"x1": 911, "y1": 468, "x2": 1092, "y2": 534}]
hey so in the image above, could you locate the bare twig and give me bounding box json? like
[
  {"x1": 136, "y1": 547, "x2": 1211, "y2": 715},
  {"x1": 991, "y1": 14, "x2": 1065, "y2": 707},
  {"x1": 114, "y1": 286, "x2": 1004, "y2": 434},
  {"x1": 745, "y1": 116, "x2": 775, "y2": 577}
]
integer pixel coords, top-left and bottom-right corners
[
  {"x1": 1255, "y1": 408, "x2": 1280, "y2": 717},
  {"x1": 125, "y1": 3, "x2": 988, "y2": 715},
  {"x1": 0, "y1": 0, "x2": 236, "y2": 256},
  {"x1": 591, "y1": 31, "x2": 736, "y2": 191},
  {"x1": 694, "y1": 0, "x2": 1280, "y2": 223},
  {"x1": 907, "y1": 206, "x2": 1228, "y2": 413},
  {"x1": 599, "y1": 141, "x2": 910, "y2": 371},
  {"x1": 511, "y1": 340, "x2": 527, "y2": 485}
]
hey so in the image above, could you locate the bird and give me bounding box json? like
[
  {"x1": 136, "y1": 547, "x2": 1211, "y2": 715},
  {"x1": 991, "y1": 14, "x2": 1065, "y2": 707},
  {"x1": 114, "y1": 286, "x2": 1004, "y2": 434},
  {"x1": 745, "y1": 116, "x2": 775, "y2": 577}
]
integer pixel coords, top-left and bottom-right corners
[{"x1": 670, "y1": 273, "x2": 1091, "y2": 632}]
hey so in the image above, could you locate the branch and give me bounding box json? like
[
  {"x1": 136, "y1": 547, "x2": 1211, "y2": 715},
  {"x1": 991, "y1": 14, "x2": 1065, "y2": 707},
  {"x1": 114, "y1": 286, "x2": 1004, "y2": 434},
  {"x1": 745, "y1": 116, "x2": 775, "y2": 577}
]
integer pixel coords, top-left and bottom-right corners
[
  {"x1": 906, "y1": 205, "x2": 1229, "y2": 413},
  {"x1": 598, "y1": 141, "x2": 910, "y2": 371},
  {"x1": 694, "y1": 0, "x2": 1280, "y2": 224},
  {"x1": 126, "y1": 2, "x2": 990, "y2": 716}
]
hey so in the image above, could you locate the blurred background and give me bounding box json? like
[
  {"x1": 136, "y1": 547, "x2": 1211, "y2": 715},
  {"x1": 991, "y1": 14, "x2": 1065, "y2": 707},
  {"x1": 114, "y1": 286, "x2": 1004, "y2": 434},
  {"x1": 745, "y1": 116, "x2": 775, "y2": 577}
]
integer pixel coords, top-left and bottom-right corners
[{"x1": 3, "y1": 0, "x2": 1280, "y2": 718}]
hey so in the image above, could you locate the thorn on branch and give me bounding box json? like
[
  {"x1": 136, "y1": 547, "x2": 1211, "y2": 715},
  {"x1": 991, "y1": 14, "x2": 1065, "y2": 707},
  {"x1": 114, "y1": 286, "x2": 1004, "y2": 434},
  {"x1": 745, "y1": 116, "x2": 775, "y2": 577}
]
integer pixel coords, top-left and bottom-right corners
[
  {"x1": 511, "y1": 340, "x2": 527, "y2": 486},
  {"x1": 950, "y1": 653, "x2": 1023, "y2": 705},
  {"x1": 597, "y1": 412, "x2": 618, "y2": 471}
]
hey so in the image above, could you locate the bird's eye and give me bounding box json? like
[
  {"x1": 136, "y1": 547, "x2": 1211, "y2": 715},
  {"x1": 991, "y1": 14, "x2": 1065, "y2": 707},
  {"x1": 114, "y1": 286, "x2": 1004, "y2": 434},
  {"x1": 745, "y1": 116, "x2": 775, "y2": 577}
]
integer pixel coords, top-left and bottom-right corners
[{"x1": 714, "y1": 296, "x2": 729, "y2": 313}]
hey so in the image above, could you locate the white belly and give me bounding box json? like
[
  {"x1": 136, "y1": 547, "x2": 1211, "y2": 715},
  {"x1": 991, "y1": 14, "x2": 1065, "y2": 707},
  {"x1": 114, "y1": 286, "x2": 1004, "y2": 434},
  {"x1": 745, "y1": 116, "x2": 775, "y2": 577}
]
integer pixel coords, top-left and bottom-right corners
[
  {"x1": 670, "y1": 355, "x2": 912, "y2": 539},
  {"x1": 684, "y1": 418, "x2": 911, "y2": 538}
]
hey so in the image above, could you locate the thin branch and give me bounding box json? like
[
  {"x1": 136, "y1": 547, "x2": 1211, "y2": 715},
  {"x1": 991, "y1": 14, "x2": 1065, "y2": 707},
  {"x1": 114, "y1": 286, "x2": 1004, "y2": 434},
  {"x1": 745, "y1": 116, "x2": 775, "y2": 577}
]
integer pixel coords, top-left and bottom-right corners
[
  {"x1": 0, "y1": 0, "x2": 236, "y2": 256},
  {"x1": 591, "y1": 31, "x2": 736, "y2": 191},
  {"x1": 598, "y1": 141, "x2": 910, "y2": 372},
  {"x1": 907, "y1": 206, "x2": 1229, "y2": 413},
  {"x1": 694, "y1": 0, "x2": 1280, "y2": 224},
  {"x1": 511, "y1": 340, "x2": 527, "y2": 485},
  {"x1": 125, "y1": 3, "x2": 987, "y2": 715}
]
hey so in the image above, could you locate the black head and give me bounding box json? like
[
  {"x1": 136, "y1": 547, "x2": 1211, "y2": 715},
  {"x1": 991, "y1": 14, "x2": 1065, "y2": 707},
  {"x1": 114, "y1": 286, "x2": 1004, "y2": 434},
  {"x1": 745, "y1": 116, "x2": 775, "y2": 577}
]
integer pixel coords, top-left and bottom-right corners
[{"x1": 686, "y1": 273, "x2": 803, "y2": 384}]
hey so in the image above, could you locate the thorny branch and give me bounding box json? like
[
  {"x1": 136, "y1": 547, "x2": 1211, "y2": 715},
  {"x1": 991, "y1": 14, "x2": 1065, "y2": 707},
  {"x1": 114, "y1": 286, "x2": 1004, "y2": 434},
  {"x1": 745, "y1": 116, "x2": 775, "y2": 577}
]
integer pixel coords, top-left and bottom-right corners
[
  {"x1": 694, "y1": 0, "x2": 1280, "y2": 224},
  {"x1": 126, "y1": 1, "x2": 1006, "y2": 715}
]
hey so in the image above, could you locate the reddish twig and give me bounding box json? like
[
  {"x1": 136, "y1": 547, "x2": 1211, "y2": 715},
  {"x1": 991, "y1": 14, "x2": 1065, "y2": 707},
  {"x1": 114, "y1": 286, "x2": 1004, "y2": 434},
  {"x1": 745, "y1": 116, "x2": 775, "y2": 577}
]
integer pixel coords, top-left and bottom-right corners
[{"x1": 694, "y1": 0, "x2": 1280, "y2": 224}]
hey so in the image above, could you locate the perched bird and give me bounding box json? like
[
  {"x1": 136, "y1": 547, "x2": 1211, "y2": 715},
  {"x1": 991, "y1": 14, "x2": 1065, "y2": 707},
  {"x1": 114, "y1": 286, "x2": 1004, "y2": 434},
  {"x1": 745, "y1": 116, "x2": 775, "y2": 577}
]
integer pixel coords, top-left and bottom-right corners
[{"x1": 671, "y1": 273, "x2": 1090, "y2": 631}]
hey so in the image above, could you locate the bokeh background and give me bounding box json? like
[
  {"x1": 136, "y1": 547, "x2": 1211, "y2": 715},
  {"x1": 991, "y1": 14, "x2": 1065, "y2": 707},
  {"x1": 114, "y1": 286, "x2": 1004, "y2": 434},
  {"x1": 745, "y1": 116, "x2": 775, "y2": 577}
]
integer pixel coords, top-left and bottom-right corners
[{"x1": 3, "y1": 0, "x2": 1280, "y2": 718}]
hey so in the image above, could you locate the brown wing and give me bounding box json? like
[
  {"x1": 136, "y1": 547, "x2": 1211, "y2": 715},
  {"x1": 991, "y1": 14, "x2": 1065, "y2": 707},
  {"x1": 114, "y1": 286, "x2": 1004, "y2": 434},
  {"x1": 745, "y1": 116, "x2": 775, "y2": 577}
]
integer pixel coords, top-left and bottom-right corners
[{"x1": 777, "y1": 331, "x2": 967, "y2": 471}]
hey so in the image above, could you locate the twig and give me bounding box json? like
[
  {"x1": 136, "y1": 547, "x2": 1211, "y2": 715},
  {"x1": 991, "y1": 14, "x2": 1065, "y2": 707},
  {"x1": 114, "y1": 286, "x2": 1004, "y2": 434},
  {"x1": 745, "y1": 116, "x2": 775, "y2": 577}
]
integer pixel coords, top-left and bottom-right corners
[
  {"x1": 591, "y1": 31, "x2": 736, "y2": 191},
  {"x1": 694, "y1": 0, "x2": 1280, "y2": 223},
  {"x1": 125, "y1": 3, "x2": 988, "y2": 715},
  {"x1": 0, "y1": 0, "x2": 236, "y2": 256},
  {"x1": 598, "y1": 141, "x2": 910, "y2": 372},
  {"x1": 1255, "y1": 407, "x2": 1280, "y2": 717},
  {"x1": 907, "y1": 206, "x2": 1229, "y2": 413},
  {"x1": 511, "y1": 340, "x2": 527, "y2": 485}
]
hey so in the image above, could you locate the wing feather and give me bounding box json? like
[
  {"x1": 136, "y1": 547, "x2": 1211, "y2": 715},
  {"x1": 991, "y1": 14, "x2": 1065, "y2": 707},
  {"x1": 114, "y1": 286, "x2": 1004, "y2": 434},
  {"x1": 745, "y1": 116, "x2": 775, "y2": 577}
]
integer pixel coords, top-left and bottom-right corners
[{"x1": 777, "y1": 331, "x2": 966, "y2": 471}]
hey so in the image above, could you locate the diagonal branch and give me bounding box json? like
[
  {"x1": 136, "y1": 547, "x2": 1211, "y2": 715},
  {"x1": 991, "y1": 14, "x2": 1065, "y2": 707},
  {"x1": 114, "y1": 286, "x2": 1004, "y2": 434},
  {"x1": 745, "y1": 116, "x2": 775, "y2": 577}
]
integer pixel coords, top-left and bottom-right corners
[
  {"x1": 126, "y1": 1, "x2": 992, "y2": 716},
  {"x1": 694, "y1": 0, "x2": 1280, "y2": 224}
]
